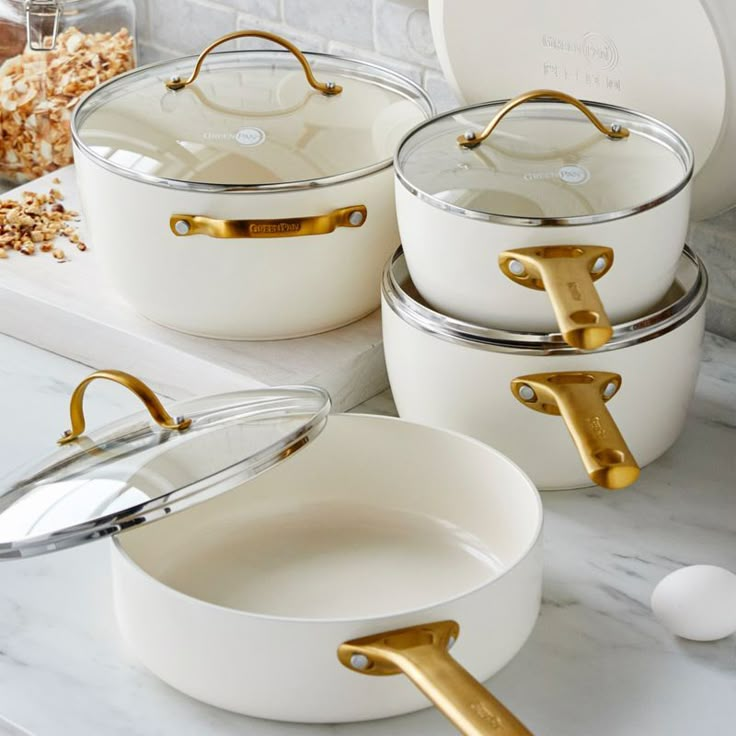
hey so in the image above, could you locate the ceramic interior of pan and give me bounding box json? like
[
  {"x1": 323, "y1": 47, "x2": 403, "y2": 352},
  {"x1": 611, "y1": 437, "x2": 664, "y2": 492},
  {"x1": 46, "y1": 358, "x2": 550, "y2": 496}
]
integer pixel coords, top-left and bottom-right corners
[
  {"x1": 115, "y1": 414, "x2": 542, "y2": 621},
  {"x1": 383, "y1": 245, "x2": 707, "y2": 355}
]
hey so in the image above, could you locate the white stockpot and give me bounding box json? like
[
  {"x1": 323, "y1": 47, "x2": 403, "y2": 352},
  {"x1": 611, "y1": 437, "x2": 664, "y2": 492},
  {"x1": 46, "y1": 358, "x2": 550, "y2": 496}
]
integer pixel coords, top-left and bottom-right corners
[
  {"x1": 0, "y1": 372, "x2": 543, "y2": 735},
  {"x1": 395, "y1": 90, "x2": 693, "y2": 350},
  {"x1": 70, "y1": 30, "x2": 432, "y2": 340},
  {"x1": 382, "y1": 246, "x2": 707, "y2": 491}
]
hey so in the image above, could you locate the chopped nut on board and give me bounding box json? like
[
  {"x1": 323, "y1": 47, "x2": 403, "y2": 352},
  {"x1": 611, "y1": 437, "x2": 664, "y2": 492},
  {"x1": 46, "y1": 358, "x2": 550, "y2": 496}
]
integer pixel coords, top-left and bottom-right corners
[{"x1": 0, "y1": 186, "x2": 85, "y2": 260}]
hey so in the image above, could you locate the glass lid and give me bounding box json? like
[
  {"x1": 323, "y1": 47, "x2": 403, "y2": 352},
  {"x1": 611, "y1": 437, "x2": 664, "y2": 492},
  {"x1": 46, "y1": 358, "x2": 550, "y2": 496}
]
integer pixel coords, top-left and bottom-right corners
[
  {"x1": 395, "y1": 90, "x2": 693, "y2": 225},
  {"x1": 0, "y1": 372, "x2": 330, "y2": 559},
  {"x1": 72, "y1": 31, "x2": 432, "y2": 192}
]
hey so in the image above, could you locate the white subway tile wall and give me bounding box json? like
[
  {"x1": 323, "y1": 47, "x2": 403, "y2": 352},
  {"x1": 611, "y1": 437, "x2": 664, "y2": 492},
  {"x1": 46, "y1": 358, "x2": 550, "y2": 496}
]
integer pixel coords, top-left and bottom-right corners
[
  {"x1": 138, "y1": 0, "x2": 459, "y2": 107},
  {"x1": 136, "y1": 0, "x2": 736, "y2": 338}
]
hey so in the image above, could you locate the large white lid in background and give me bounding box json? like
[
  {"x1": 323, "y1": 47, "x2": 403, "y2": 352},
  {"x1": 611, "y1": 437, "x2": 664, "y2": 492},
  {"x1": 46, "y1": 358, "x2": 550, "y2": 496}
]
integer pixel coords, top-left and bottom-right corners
[{"x1": 429, "y1": 0, "x2": 736, "y2": 220}]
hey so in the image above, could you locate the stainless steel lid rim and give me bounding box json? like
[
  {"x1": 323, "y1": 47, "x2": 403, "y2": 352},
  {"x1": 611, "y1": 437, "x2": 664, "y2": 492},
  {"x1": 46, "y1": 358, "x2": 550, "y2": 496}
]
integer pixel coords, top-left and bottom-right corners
[
  {"x1": 71, "y1": 49, "x2": 434, "y2": 194},
  {"x1": 382, "y1": 245, "x2": 708, "y2": 355},
  {"x1": 73, "y1": 143, "x2": 395, "y2": 194},
  {"x1": 394, "y1": 97, "x2": 694, "y2": 227}
]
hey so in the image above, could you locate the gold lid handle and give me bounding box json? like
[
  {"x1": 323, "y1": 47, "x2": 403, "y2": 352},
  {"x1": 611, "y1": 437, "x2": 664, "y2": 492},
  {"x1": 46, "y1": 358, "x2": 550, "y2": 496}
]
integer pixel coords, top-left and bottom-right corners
[
  {"x1": 457, "y1": 89, "x2": 629, "y2": 148},
  {"x1": 499, "y1": 245, "x2": 614, "y2": 350},
  {"x1": 165, "y1": 30, "x2": 342, "y2": 95},
  {"x1": 58, "y1": 370, "x2": 192, "y2": 445},
  {"x1": 511, "y1": 371, "x2": 639, "y2": 490},
  {"x1": 339, "y1": 621, "x2": 533, "y2": 736}
]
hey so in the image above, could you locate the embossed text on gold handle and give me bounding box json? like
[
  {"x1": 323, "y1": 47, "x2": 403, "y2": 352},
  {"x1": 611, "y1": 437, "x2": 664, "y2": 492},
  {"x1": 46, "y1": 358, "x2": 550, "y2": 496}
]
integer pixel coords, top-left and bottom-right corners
[
  {"x1": 170, "y1": 205, "x2": 367, "y2": 239},
  {"x1": 165, "y1": 30, "x2": 342, "y2": 95},
  {"x1": 457, "y1": 89, "x2": 629, "y2": 148},
  {"x1": 338, "y1": 621, "x2": 533, "y2": 736},
  {"x1": 499, "y1": 245, "x2": 614, "y2": 350},
  {"x1": 511, "y1": 371, "x2": 639, "y2": 490},
  {"x1": 58, "y1": 370, "x2": 192, "y2": 445}
]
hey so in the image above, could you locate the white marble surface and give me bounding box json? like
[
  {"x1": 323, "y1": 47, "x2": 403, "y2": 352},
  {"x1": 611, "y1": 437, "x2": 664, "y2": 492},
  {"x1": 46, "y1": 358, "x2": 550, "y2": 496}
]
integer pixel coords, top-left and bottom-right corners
[{"x1": 0, "y1": 332, "x2": 735, "y2": 735}]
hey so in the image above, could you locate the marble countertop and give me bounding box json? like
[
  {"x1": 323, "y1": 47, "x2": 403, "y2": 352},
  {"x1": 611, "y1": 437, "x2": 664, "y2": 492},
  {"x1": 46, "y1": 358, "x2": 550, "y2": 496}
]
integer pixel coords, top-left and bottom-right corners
[{"x1": 0, "y1": 332, "x2": 734, "y2": 735}]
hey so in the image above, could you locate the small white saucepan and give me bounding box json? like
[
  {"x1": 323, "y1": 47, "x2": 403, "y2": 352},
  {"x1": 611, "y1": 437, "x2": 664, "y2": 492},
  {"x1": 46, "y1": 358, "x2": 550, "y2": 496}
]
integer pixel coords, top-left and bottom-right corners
[
  {"x1": 382, "y1": 245, "x2": 707, "y2": 491},
  {"x1": 0, "y1": 371, "x2": 542, "y2": 734},
  {"x1": 395, "y1": 90, "x2": 693, "y2": 349}
]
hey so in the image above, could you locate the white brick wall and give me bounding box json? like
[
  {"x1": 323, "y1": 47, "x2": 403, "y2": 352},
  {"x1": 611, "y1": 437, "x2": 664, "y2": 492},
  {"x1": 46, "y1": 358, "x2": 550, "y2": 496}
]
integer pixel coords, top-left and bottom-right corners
[
  {"x1": 136, "y1": 0, "x2": 736, "y2": 338},
  {"x1": 137, "y1": 0, "x2": 460, "y2": 111}
]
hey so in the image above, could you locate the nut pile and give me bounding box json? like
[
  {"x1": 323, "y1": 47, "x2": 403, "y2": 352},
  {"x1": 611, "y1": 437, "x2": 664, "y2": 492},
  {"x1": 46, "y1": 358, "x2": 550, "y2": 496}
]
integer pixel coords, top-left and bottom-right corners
[
  {"x1": 0, "y1": 181, "x2": 84, "y2": 261},
  {"x1": 0, "y1": 26, "x2": 134, "y2": 183}
]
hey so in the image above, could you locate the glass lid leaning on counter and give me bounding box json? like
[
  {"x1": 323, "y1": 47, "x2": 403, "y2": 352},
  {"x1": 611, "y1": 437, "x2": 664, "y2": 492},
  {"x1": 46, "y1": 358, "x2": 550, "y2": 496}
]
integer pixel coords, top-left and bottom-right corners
[
  {"x1": 0, "y1": 372, "x2": 330, "y2": 559},
  {"x1": 395, "y1": 90, "x2": 694, "y2": 225},
  {"x1": 71, "y1": 31, "x2": 433, "y2": 191}
]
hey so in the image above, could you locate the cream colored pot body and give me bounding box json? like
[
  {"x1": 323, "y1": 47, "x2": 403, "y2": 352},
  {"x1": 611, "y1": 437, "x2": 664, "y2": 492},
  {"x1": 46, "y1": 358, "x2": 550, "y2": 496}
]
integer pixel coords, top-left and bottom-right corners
[
  {"x1": 74, "y1": 150, "x2": 398, "y2": 339},
  {"x1": 395, "y1": 179, "x2": 692, "y2": 331},
  {"x1": 111, "y1": 414, "x2": 543, "y2": 722},
  {"x1": 382, "y1": 290, "x2": 704, "y2": 490}
]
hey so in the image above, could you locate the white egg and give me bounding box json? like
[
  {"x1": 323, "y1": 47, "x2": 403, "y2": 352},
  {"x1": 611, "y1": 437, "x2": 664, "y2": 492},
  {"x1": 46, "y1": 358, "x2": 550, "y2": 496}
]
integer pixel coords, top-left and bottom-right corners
[{"x1": 651, "y1": 565, "x2": 736, "y2": 642}]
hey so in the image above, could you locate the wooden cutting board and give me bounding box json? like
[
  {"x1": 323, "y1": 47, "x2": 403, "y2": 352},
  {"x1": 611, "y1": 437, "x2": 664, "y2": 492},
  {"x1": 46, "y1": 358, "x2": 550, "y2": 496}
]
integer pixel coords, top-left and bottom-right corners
[{"x1": 0, "y1": 167, "x2": 388, "y2": 410}]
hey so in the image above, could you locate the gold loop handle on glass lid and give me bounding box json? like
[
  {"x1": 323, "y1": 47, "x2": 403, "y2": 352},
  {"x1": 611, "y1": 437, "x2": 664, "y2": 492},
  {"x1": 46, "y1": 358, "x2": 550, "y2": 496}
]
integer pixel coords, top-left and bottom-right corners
[
  {"x1": 457, "y1": 89, "x2": 630, "y2": 148},
  {"x1": 511, "y1": 371, "x2": 640, "y2": 490},
  {"x1": 499, "y1": 245, "x2": 614, "y2": 350},
  {"x1": 165, "y1": 30, "x2": 342, "y2": 95},
  {"x1": 339, "y1": 621, "x2": 534, "y2": 736},
  {"x1": 58, "y1": 370, "x2": 192, "y2": 445}
]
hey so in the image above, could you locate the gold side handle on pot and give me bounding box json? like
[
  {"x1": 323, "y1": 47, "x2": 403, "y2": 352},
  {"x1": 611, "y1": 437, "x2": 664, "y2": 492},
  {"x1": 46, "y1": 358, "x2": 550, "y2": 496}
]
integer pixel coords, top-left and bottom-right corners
[
  {"x1": 338, "y1": 621, "x2": 533, "y2": 736},
  {"x1": 499, "y1": 245, "x2": 614, "y2": 350},
  {"x1": 165, "y1": 30, "x2": 342, "y2": 96},
  {"x1": 457, "y1": 89, "x2": 629, "y2": 149},
  {"x1": 58, "y1": 370, "x2": 192, "y2": 445},
  {"x1": 511, "y1": 371, "x2": 640, "y2": 490},
  {"x1": 170, "y1": 205, "x2": 367, "y2": 239}
]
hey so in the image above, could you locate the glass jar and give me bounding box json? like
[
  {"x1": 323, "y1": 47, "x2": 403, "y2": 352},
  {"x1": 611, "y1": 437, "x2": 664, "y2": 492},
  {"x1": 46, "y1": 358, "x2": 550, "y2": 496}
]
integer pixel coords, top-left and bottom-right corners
[{"x1": 0, "y1": 0, "x2": 136, "y2": 183}]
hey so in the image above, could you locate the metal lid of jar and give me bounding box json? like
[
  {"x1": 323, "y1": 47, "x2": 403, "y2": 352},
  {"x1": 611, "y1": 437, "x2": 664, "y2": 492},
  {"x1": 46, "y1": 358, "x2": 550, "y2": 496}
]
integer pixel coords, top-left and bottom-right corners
[
  {"x1": 71, "y1": 31, "x2": 433, "y2": 193},
  {"x1": 395, "y1": 91, "x2": 693, "y2": 226},
  {"x1": 0, "y1": 375, "x2": 330, "y2": 559},
  {"x1": 382, "y1": 245, "x2": 707, "y2": 354}
]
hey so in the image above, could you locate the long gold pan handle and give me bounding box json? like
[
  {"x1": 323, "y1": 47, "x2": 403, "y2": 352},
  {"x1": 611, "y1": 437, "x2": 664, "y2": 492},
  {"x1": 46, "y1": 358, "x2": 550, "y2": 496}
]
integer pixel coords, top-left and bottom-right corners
[
  {"x1": 58, "y1": 370, "x2": 192, "y2": 445},
  {"x1": 511, "y1": 371, "x2": 640, "y2": 490},
  {"x1": 458, "y1": 89, "x2": 629, "y2": 148},
  {"x1": 499, "y1": 245, "x2": 614, "y2": 350},
  {"x1": 170, "y1": 205, "x2": 367, "y2": 239},
  {"x1": 338, "y1": 621, "x2": 533, "y2": 736},
  {"x1": 165, "y1": 29, "x2": 342, "y2": 95}
]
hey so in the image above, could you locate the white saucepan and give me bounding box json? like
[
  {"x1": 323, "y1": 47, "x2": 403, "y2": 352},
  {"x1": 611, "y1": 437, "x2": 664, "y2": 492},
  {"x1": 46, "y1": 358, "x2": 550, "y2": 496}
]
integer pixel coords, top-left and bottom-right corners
[
  {"x1": 394, "y1": 90, "x2": 693, "y2": 349},
  {"x1": 382, "y1": 246, "x2": 707, "y2": 491},
  {"x1": 71, "y1": 30, "x2": 432, "y2": 339},
  {"x1": 0, "y1": 371, "x2": 543, "y2": 735}
]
